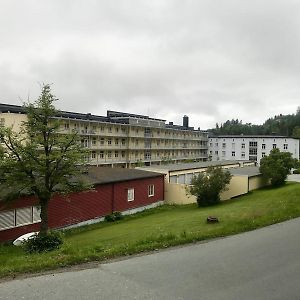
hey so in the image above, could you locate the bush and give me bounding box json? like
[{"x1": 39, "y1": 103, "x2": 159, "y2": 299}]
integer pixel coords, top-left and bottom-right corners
[
  {"x1": 105, "y1": 211, "x2": 123, "y2": 222},
  {"x1": 293, "y1": 169, "x2": 300, "y2": 174},
  {"x1": 260, "y1": 149, "x2": 296, "y2": 187},
  {"x1": 23, "y1": 231, "x2": 63, "y2": 253},
  {"x1": 189, "y1": 166, "x2": 232, "y2": 207}
]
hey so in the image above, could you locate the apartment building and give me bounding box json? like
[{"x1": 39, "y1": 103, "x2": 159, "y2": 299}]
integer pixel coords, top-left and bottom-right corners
[
  {"x1": 208, "y1": 135, "x2": 299, "y2": 164},
  {"x1": 0, "y1": 103, "x2": 208, "y2": 167}
]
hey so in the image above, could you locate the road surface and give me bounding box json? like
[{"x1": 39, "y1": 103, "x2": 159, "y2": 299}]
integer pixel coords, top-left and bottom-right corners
[{"x1": 1, "y1": 218, "x2": 300, "y2": 299}]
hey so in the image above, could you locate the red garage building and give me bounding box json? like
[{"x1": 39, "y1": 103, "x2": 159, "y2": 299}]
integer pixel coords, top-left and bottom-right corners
[{"x1": 0, "y1": 167, "x2": 164, "y2": 242}]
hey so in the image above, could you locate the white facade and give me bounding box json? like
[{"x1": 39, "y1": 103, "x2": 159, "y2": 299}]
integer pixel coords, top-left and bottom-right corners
[{"x1": 209, "y1": 135, "x2": 299, "y2": 165}]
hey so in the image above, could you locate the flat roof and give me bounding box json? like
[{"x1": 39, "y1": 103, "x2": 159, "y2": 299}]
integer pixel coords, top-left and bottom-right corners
[
  {"x1": 138, "y1": 160, "x2": 249, "y2": 172},
  {"x1": 209, "y1": 134, "x2": 293, "y2": 139},
  {"x1": 84, "y1": 166, "x2": 164, "y2": 185},
  {"x1": 0, "y1": 103, "x2": 200, "y2": 131},
  {"x1": 228, "y1": 166, "x2": 261, "y2": 177}
]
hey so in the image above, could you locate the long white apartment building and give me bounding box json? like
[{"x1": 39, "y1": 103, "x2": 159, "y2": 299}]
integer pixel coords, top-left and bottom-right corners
[
  {"x1": 0, "y1": 103, "x2": 208, "y2": 167},
  {"x1": 208, "y1": 135, "x2": 299, "y2": 164}
]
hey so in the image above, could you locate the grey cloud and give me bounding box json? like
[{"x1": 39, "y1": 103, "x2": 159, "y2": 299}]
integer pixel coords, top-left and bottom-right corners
[{"x1": 0, "y1": 0, "x2": 300, "y2": 129}]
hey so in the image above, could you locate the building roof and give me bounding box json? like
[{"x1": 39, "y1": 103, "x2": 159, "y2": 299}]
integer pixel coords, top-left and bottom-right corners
[
  {"x1": 84, "y1": 166, "x2": 164, "y2": 185},
  {"x1": 209, "y1": 134, "x2": 293, "y2": 139},
  {"x1": 137, "y1": 160, "x2": 249, "y2": 173},
  {"x1": 0, "y1": 103, "x2": 202, "y2": 132},
  {"x1": 228, "y1": 166, "x2": 261, "y2": 177}
]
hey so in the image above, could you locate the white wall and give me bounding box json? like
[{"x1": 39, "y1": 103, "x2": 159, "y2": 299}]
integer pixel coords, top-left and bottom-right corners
[{"x1": 209, "y1": 136, "x2": 299, "y2": 165}]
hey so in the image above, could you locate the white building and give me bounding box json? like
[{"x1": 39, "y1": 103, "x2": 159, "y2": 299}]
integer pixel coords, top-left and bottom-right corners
[{"x1": 208, "y1": 135, "x2": 299, "y2": 165}]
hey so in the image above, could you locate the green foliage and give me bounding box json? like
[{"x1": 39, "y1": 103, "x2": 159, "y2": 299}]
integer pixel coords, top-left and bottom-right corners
[
  {"x1": 293, "y1": 169, "x2": 300, "y2": 174},
  {"x1": 0, "y1": 84, "x2": 89, "y2": 235},
  {"x1": 105, "y1": 211, "x2": 123, "y2": 222},
  {"x1": 188, "y1": 166, "x2": 232, "y2": 206},
  {"x1": 210, "y1": 107, "x2": 300, "y2": 136},
  {"x1": 1, "y1": 183, "x2": 300, "y2": 278},
  {"x1": 260, "y1": 148, "x2": 296, "y2": 186},
  {"x1": 23, "y1": 232, "x2": 63, "y2": 253}
]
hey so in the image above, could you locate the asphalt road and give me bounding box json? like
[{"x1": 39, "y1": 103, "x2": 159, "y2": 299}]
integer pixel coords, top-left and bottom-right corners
[{"x1": 1, "y1": 218, "x2": 300, "y2": 300}]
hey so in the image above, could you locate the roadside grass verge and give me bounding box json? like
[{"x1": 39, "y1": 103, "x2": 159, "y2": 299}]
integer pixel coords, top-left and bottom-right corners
[{"x1": 1, "y1": 182, "x2": 300, "y2": 278}]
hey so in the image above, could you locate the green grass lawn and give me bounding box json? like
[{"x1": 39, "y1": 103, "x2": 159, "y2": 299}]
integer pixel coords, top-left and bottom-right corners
[{"x1": 1, "y1": 182, "x2": 300, "y2": 278}]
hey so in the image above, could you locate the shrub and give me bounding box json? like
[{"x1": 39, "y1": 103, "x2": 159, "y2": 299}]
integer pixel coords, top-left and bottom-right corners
[
  {"x1": 105, "y1": 211, "x2": 123, "y2": 222},
  {"x1": 188, "y1": 166, "x2": 232, "y2": 207},
  {"x1": 260, "y1": 149, "x2": 296, "y2": 186},
  {"x1": 23, "y1": 231, "x2": 63, "y2": 253}
]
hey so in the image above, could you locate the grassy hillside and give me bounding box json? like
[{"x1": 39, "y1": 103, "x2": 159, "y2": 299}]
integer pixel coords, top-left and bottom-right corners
[{"x1": 1, "y1": 182, "x2": 300, "y2": 279}]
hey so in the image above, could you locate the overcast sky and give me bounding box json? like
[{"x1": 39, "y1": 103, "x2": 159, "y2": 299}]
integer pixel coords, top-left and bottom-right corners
[{"x1": 0, "y1": 1, "x2": 299, "y2": 129}]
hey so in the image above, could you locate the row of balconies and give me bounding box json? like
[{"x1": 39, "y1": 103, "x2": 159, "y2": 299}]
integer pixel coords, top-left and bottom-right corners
[
  {"x1": 87, "y1": 154, "x2": 208, "y2": 164},
  {"x1": 87, "y1": 144, "x2": 208, "y2": 150},
  {"x1": 61, "y1": 128, "x2": 206, "y2": 141}
]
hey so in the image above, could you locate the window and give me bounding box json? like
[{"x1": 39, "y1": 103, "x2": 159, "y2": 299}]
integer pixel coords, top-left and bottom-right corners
[
  {"x1": 209, "y1": 143, "x2": 213, "y2": 147},
  {"x1": 0, "y1": 206, "x2": 41, "y2": 231},
  {"x1": 108, "y1": 127, "x2": 112, "y2": 133},
  {"x1": 91, "y1": 151, "x2": 96, "y2": 159},
  {"x1": 241, "y1": 143, "x2": 245, "y2": 149},
  {"x1": 115, "y1": 151, "x2": 118, "y2": 158},
  {"x1": 100, "y1": 138, "x2": 104, "y2": 145},
  {"x1": 284, "y1": 144, "x2": 288, "y2": 150},
  {"x1": 16, "y1": 207, "x2": 32, "y2": 226},
  {"x1": 215, "y1": 151, "x2": 218, "y2": 155},
  {"x1": 92, "y1": 138, "x2": 96, "y2": 145},
  {"x1": 127, "y1": 188, "x2": 134, "y2": 202},
  {"x1": 262, "y1": 152, "x2": 266, "y2": 157},
  {"x1": 232, "y1": 151, "x2": 235, "y2": 157},
  {"x1": 222, "y1": 143, "x2": 226, "y2": 148},
  {"x1": 121, "y1": 151, "x2": 125, "y2": 158},
  {"x1": 215, "y1": 143, "x2": 218, "y2": 147},
  {"x1": 81, "y1": 139, "x2": 88, "y2": 148},
  {"x1": 0, "y1": 210, "x2": 15, "y2": 230},
  {"x1": 241, "y1": 152, "x2": 245, "y2": 158},
  {"x1": 249, "y1": 141, "x2": 257, "y2": 147},
  {"x1": 121, "y1": 139, "x2": 126, "y2": 146},
  {"x1": 0, "y1": 118, "x2": 5, "y2": 127},
  {"x1": 32, "y1": 206, "x2": 41, "y2": 223},
  {"x1": 249, "y1": 148, "x2": 257, "y2": 155},
  {"x1": 115, "y1": 139, "x2": 119, "y2": 145},
  {"x1": 107, "y1": 139, "x2": 112, "y2": 145},
  {"x1": 64, "y1": 123, "x2": 69, "y2": 130},
  {"x1": 262, "y1": 143, "x2": 266, "y2": 149},
  {"x1": 99, "y1": 151, "x2": 104, "y2": 158},
  {"x1": 107, "y1": 151, "x2": 112, "y2": 158},
  {"x1": 222, "y1": 151, "x2": 226, "y2": 156},
  {"x1": 273, "y1": 144, "x2": 277, "y2": 149},
  {"x1": 148, "y1": 185, "x2": 155, "y2": 197}
]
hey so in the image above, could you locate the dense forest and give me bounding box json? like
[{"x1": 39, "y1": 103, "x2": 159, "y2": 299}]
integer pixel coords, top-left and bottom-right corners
[{"x1": 209, "y1": 107, "x2": 300, "y2": 138}]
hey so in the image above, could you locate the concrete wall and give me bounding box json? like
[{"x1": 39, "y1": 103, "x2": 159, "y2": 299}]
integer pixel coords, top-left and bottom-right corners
[
  {"x1": 248, "y1": 175, "x2": 268, "y2": 191},
  {"x1": 165, "y1": 174, "x2": 263, "y2": 205},
  {"x1": 1, "y1": 112, "x2": 27, "y2": 132},
  {"x1": 220, "y1": 176, "x2": 249, "y2": 200},
  {"x1": 165, "y1": 183, "x2": 196, "y2": 205}
]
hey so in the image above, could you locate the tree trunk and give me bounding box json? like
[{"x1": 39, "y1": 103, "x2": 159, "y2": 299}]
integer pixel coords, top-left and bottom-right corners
[{"x1": 39, "y1": 198, "x2": 49, "y2": 236}]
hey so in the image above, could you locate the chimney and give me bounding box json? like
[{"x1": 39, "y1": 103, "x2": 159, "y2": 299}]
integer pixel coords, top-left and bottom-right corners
[{"x1": 183, "y1": 115, "x2": 189, "y2": 128}]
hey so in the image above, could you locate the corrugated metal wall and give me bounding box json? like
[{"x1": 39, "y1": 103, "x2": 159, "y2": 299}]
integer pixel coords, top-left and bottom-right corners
[{"x1": 0, "y1": 175, "x2": 164, "y2": 242}]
